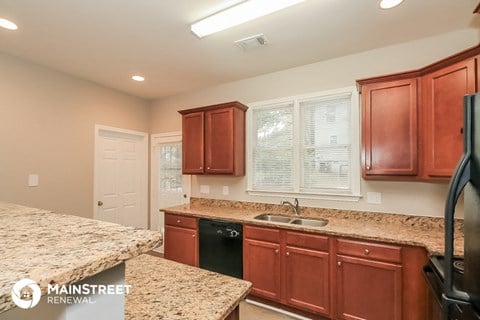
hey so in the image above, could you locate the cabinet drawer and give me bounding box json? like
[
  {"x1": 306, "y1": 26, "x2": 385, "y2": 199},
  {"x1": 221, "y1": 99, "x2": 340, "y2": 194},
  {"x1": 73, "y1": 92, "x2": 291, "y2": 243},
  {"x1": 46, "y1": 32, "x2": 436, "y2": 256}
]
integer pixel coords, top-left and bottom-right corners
[
  {"x1": 165, "y1": 213, "x2": 197, "y2": 229},
  {"x1": 244, "y1": 225, "x2": 281, "y2": 243},
  {"x1": 337, "y1": 239, "x2": 401, "y2": 263},
  {"x1": 286, "y1": 231, "x2": 329, "y2": 252}
]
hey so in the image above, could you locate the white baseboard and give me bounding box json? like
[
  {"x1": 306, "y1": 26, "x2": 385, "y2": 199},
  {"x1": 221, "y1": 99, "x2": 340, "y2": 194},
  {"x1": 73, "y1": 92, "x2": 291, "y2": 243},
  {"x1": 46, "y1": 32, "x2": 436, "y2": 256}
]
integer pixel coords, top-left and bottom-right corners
[{"x1": 244, "y1": 298, "x2": 312, "y2": 320}]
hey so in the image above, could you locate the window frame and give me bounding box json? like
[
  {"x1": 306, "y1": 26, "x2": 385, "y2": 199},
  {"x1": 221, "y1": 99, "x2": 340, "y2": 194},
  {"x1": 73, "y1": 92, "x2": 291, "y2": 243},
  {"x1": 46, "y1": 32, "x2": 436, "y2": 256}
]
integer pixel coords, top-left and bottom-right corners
[{"x1": 246, "y1": 86, "x2": 361, "y2": 201}]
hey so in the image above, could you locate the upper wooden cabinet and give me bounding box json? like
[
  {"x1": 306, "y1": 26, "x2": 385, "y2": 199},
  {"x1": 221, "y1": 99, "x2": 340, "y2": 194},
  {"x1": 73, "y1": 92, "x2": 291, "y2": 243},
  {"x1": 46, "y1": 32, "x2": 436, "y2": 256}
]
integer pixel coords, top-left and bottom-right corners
[
  {"x1": 422, "y1": 58, "x2": 477, "y2": 178},
  {"x1": 357, "y1": 45, "x2": 480, "y2": 180},
  {"x1": 362, "y1": 78, "x2": 418, "y2": 177},
  {"x1": 179, "y1": 101, "x2": 248, "y2": 176}
]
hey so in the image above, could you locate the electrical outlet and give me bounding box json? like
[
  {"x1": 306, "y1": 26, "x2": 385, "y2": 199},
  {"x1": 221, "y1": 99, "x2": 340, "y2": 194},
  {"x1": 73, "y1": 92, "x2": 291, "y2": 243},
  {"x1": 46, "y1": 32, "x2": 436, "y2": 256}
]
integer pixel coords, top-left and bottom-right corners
[
  {"x1": 28, "y1": 174, "x2": 39, "y2": 187},
  {"x1": 200, "y1": 185, "x2": 210, "y2": 194},
  {"x1": 222, "y1": 186, "x2": 229, "y2": 195},
  {"x1": 366, "y1": 192, "x2": 382, "y2": 204}
]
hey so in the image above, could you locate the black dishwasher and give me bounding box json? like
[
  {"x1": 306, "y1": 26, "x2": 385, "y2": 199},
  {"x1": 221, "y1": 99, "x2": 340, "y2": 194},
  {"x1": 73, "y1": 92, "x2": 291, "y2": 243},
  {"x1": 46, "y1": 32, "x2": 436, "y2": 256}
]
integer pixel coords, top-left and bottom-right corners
[{"x1": 199, "y1": 218, "x2": 243, "y2": 279}]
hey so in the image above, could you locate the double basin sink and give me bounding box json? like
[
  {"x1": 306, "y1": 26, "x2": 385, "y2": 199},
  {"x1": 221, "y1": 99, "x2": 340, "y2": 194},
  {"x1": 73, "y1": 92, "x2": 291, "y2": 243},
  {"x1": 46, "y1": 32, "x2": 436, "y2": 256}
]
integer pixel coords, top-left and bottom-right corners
[{"x1": 254, "y1": 213, "x2": 328, "y2": 227}]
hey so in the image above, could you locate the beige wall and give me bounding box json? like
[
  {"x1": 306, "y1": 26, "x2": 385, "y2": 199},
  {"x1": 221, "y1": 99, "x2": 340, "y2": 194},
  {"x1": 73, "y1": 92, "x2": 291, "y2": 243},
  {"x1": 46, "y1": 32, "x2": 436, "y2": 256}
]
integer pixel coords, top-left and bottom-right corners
[
  {"x1": 151, "y1": 29, "x2": 480, "y2": 217},
  {"x1": 0, "y1": 53, "x2": 150, "y2": 218}
]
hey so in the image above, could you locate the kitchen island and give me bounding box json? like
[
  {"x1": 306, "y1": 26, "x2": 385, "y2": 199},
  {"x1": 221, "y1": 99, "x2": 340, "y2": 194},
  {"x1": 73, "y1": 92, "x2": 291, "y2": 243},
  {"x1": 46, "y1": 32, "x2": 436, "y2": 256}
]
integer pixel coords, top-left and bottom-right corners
[
  {"x1": 125, "y1": 254, "x2": 252, "y2": 320},
  {"x1": 0, "y1": 202, "x2": 162, "y2": 319}
]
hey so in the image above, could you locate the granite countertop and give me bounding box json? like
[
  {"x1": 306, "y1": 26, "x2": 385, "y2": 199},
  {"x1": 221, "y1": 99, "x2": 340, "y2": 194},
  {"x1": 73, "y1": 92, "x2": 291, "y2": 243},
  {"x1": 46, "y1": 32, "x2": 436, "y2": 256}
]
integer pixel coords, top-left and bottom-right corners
[
  {"x1": 125, "y1": 254, "x2": 251, "y2": 320},
  {"x1": 0, "y1": 202, "x2": 162, "y2": 314},
  {"x1": 164, "y1": 198, "x2": 464, "y2": 257}
]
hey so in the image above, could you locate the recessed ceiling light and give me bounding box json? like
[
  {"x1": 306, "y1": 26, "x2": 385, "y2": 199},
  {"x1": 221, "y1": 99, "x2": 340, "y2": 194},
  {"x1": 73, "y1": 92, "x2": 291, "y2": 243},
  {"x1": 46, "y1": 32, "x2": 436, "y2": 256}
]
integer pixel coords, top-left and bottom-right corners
[
  {"x1": 191, "y1": 0, "x2": 305, "y2": 38},
  {"x1": 379, "y1": 0, "x2": 404, "y2": 9},
  {"x1": 0, "y1": 18, "x2": 18, "y2": 30},
  {"x1": 131, "y1": 75, "x2": 145, "y2": 82}
]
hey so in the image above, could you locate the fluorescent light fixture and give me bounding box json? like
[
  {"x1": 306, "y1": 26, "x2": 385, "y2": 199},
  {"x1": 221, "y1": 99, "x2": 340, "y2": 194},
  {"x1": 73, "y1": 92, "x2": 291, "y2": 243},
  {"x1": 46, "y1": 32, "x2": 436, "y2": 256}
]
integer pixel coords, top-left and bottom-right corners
[
  {"x1": 191, "y1": 0, "x2": 305, "y2": 38},
  {"x1": 131, "y1": 75, "x2": 145, "y2": 82},
  {"x1": 0, "y1": 18, "x2": 18, "y2": 30},
  {"x1": 379, "y1": 0, "x2": 404, "y2": 9}
]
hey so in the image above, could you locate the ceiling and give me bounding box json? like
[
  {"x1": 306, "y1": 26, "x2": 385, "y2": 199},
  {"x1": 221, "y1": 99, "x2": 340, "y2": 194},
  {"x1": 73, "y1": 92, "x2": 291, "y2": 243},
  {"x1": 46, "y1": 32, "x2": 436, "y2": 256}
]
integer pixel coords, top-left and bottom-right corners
[{"x1": 0, "y1": 0, "x2": 478, "y2": 100}]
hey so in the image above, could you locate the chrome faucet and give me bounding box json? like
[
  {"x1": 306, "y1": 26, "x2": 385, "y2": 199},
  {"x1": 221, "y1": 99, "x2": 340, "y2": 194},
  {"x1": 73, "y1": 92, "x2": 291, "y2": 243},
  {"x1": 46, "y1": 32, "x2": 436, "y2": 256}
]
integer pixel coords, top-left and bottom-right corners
[{"x1": 281, "y1": 198, "x2": 300, "y2": 216}]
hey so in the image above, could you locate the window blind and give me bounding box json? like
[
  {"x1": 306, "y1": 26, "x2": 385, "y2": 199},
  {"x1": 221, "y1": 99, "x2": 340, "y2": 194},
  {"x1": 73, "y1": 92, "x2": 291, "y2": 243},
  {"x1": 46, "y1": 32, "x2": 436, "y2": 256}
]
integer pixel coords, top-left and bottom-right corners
[
  {"x1": 252, "y1": 103, "x2": 294, "y2": 191},
  {"x1": 300, "y1": 95, "x2": 351, "y2": 191}
]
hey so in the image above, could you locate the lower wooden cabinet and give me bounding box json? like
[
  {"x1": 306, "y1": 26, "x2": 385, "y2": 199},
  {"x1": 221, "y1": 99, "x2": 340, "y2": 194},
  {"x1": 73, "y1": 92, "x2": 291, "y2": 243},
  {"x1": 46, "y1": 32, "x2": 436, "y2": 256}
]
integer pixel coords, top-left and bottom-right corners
[
  {"x1": 285, "y1": 245, "x2": 330, "y2": 315},
  {"x1": 164, "y1": 213, "x2": 198, "y2": 267},
  {"x1": 243, "y1": 225, "x2": 331, "y2": 317},
  {"x1": 335, "y1": 238, "x2": 403, "y2": 320},
  {"x1": 336, "y1": 255, "x2": 402, "y2": 320},
  {"x1": 244, "y1": 226, "x2": 428, "y2": 320},
  {"x1": 243, "y1": 238, "x2": 281, "y2": 301}
]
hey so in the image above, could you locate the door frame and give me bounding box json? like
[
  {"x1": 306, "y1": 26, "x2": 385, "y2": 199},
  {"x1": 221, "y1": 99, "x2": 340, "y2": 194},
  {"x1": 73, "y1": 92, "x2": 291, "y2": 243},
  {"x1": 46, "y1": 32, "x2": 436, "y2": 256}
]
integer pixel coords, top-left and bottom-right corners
[
  {"x1": 150, "y1": 132, "x2": 190, "y2": 233},
  {"x1": 93, "y1": 125, "x2": 148, "y2": 227}
]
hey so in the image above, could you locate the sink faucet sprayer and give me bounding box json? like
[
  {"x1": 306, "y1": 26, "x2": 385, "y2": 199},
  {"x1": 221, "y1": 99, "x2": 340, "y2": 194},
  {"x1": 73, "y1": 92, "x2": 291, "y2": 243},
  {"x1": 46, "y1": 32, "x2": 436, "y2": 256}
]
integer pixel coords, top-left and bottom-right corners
[{"x1": 281, "y1": 198, "x2": 300, "y2": 216}]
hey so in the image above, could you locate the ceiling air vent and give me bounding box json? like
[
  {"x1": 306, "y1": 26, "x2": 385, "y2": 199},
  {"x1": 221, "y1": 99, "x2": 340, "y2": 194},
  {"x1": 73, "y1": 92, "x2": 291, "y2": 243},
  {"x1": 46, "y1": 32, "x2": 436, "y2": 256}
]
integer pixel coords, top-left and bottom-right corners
[{"x1": 235, "y1": 33, "x2": 268, "y2": 50}]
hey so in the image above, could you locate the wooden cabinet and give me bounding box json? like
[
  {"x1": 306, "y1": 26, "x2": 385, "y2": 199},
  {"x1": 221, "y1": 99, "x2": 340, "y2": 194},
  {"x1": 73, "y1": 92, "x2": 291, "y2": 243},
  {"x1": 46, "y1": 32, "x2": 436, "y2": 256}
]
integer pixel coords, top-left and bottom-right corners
[
  {"x1": 182, "y1": 112, "x2": 204, "y2": 174},
  {"x1": 243, "y1": 225, "x2": 282, "y2": 301},
  {"x1": 335, "y1": 239, "x2": 402, "y2": 320},
  {"x1": 422, "y1": 58, "x2": 477, "y2": 178},
  {"x1": 179, "y1": 101, "x2": 247, "y2": 176},
  {"x1": 164, "y1": 213, "x2": 198, "y2": 267},
  {"x1": 243, "y1": 225, "x2": 331, "y2": 317},
  {"x1": 357, "y1": 45, "x2": 480, "y2": 180},
  {"x1": 361, "y1": 78, "x2": 418, "y2": 177},
  {"x1": 284, "y1": 231, "x2": 330, "y2": 316}
]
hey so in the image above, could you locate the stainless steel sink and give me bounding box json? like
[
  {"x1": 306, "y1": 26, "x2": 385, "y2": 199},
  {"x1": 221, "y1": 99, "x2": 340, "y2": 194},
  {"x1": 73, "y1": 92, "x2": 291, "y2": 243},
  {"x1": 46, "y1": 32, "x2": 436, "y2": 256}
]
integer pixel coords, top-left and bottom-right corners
[
  {"x1": 254, "y1": 213, "x2": 292, "y2": 223},
  {"x1": 290, "y1": 218, "x2": 329, "y2": 227},
  {"x1": 254, "y1": 214, "x2": 328, "y2": 227}
]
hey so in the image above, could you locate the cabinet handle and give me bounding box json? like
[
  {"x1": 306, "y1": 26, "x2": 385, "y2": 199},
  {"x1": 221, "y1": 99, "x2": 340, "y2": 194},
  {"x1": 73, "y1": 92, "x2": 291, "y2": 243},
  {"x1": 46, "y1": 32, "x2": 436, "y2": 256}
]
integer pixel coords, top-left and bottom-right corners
[
  {"x1": 337, "y1": 261, "x2": 342, "y2": 266},
  {"x1": 177, "y1": 219, "x2": 181, "y2": 223},
  {"x1": 207, "y1": 167, "x2": 210, "y2": 170},
  {"x1": 364, "y1": 249, "x2": 370, "y2": 255},
  {"x1": 286, "y1": 252, "x2": 290, "y2": 256},
  {"x1": 366, "y1": 166, "x2": 371, "y2": 170},
  {"x1": 192, "y1": 234, "x2": 196, "y2": 238},
  {"x1": 200, "y1": 166, "x2": 203, "y2": 170},
  {"x1": 275, "y1": 249, "x2": 279, "y2": 254}
]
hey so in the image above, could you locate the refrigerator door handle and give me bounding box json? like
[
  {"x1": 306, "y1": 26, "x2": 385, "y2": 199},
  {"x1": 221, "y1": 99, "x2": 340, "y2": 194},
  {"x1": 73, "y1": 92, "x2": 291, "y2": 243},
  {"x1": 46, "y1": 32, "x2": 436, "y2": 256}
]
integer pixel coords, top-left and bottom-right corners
[
  {"x1": 444, "y1": 154, "x2": 470, "y2": 301},
  {"x1": 443, "y1": 96, "x2": 474, "y2": 306}
]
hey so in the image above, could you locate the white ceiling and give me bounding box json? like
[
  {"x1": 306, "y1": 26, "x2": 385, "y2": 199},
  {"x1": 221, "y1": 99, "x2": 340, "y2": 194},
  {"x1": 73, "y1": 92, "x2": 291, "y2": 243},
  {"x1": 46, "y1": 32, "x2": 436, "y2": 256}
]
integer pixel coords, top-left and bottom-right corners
[{"x1": 0, "y1": 0, "x2": 478, "y2": 100}]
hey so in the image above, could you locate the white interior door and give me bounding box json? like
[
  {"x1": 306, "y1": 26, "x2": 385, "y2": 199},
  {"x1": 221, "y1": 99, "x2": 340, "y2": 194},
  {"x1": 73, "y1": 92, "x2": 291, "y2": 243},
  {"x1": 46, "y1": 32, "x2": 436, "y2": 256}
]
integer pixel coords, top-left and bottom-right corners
[
  {"x1": 151, "y1": 132, "x2": 191, "y2": 252},
  {"x1": 94, "y1": 125, "x2": 148, "y2": 228}
]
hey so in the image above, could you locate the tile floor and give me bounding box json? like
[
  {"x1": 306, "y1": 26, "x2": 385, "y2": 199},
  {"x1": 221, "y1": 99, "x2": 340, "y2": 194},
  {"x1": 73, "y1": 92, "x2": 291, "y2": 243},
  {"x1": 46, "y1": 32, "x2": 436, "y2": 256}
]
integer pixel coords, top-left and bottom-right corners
[{"x1": 239, "y1": 301, "x2": 296, "y2": 320}]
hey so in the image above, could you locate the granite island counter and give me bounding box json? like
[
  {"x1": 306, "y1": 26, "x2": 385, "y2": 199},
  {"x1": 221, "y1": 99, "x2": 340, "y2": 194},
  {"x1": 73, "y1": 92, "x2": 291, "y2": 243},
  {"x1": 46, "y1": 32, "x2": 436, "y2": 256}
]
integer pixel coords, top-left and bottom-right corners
[
  {"x1": 125, "y1": 254, "x2": 252, "y2": 320},
  {"x1": 0, "y1": 201, "x2": 162, "y2": 319}
]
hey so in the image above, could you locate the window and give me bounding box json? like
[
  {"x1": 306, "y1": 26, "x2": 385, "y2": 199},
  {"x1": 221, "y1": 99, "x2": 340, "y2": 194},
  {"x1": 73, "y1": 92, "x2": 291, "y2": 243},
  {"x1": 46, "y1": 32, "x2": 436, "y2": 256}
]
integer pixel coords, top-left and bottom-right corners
[{"x1": 247, "y1": 87, "x2": 360, "y2": 200}]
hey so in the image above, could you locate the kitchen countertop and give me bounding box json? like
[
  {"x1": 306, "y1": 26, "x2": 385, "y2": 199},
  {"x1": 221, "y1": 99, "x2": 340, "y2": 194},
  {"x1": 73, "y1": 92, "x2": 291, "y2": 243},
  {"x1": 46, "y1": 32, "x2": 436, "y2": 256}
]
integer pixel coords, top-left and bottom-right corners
[
  {"x1": 164, "y1": 198, "x2": 464, "y2": 257},
  {"x1": 125, "y1": 254, "x2": 251, "y2": 320},
  {"x1": 0, "y1": 201, "x2": 162, "y2": 314}
]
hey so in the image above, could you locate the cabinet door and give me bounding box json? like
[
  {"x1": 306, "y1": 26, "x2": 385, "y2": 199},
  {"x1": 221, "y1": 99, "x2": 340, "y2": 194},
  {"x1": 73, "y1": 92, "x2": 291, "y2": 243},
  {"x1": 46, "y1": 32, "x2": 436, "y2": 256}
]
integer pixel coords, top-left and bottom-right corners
[
  {"x1": 182, "y1": 111, "x2": 204, "y2": 174},
  {"x1": 284, "y1": 246, "x2": 330, "y2": 316},
  {"x1": 164, "y1": 225, "x2": 198, "y2": 267},
  {"x1": 336, "y1": 255, "x2": 402, "y2": 320},
  {"x1": 243, "y1": 238, "x2": 281, "y2": 301},
  {"x1": 362, "y1": 78, "x2": 418, "y2": 176},
  {"x1": 205, "y1": 108, "x2": 234, "y2": 174},
  {"x1": 423, "y1": 58, "x2": 476, "y2": 177}
]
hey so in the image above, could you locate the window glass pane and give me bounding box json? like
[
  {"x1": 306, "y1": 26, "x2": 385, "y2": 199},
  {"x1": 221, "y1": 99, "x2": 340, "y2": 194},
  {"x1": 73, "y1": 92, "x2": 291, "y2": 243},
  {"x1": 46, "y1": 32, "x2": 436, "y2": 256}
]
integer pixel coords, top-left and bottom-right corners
[
  {"x1": 300, "y1": 95, "x2": 351, "y2": 191},
  {"x1": 158, "y1": 142, "x2": 182, "y2": 194},
  {"x1": 252, "y1": 104, "x2": 294, "y2": 190}
]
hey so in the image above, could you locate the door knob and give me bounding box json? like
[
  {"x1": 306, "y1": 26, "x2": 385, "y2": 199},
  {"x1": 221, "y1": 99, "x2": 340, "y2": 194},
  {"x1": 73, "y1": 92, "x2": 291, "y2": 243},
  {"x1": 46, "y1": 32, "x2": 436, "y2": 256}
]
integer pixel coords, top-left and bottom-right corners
[
  {"x1": 97, "y1": 201, "x2": 103, "y2": 206},
  {"x1": 337, "y1": 261, "x2": 342, "y2": 266}
]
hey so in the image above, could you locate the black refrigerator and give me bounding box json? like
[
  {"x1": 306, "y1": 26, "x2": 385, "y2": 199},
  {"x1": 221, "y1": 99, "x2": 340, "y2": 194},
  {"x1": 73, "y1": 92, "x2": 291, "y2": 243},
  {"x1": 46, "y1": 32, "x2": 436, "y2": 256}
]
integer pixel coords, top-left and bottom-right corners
[{"x1": 426, "y1": 93, "x2": 480, "y2": 320}]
